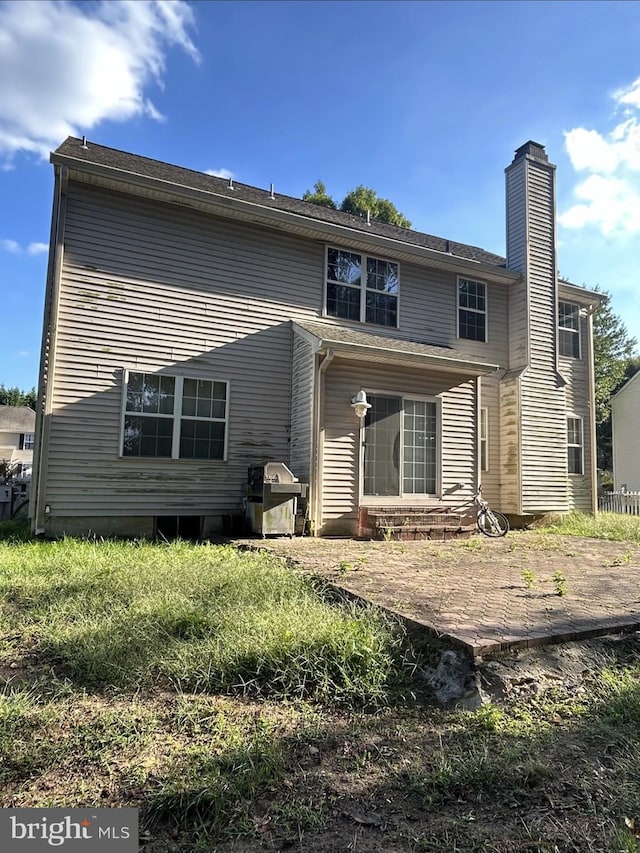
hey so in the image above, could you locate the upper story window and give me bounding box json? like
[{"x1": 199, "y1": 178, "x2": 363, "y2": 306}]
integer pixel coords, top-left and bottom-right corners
[
  {"x1": 558, "y1": 301, "x2": 581, "y2": 358},
  {"x1": 458, "y1": 277, "x2": 486, "y2": 342},
  {"x1": 21, "y1": 433, "x2": 35, "y2": 450},
  {"x1": 326, "y1": 248, "x2": 398, "y2": 327},
  {"x1": 122, "y1": 371, "x2": 228, "y2": 460}
]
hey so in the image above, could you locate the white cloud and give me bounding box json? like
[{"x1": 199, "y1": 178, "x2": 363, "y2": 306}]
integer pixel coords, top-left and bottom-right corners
[
  {"x1": 0, "y1": 0, "x2": 199, "y2": 162},
  {"x1": 561, "y1": 76, "x2": 640, "y2": 236},
  {"x1": 27, "y1": 242, "x2": 49, "y2": 255},
  {"x1": 205, "y1": 168, "x2": 234, "y2": 180},
  {"x1": 1, "y1": 238, "x2": 48, "y2": 255}
]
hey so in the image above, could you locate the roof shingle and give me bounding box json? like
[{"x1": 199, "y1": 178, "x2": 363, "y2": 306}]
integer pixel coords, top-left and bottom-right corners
[{"x1": 53, "y1": 137, "x2": 507, "y2": 268}]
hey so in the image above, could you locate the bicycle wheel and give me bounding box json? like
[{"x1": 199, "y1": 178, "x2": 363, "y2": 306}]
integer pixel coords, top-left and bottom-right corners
[{"x1": 477, "y1": 509, "x2": 509, "y2": 538}]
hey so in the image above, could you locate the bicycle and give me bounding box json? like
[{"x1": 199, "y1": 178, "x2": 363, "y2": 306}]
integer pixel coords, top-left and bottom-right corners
[{"x1": 473, "y1": 486, "x2": 509, "y2": 537}]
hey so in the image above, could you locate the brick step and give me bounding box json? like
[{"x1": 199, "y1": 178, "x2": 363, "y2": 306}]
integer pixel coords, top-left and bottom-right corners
[
  {"x1": 368, "y1": 524, "x2": 475, "y2": 541},
  {"x1": 367, "y1": 513, "x2": 464, "y2": 527}
]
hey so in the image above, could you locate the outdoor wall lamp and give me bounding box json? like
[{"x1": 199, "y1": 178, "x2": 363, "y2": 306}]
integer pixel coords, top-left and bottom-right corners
[{"x1": 350, "y1": 390, "x2": 371, "y2": 420}]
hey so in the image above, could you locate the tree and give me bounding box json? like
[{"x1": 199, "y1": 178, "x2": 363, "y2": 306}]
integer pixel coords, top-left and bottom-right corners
[
  {"x1": 302, "y1": 180, "x2": 337, "y2": 209},
  {"x1": 0, "y1": 385, "x2": 36, "y2": 409},
  {"x1": 340, "y1": 185, "x2": 412, "y2": 228},
  {"x1": 592, "y1": 288, "x2": 638, "y2": 471},
  {"x1": 303, "y1": 181, "x2": 412, "y2": 228}
]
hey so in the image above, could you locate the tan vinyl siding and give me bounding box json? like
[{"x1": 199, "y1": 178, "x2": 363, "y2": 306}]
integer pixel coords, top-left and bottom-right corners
[
  {"x1": 499, "y1": 374, "x2": 521, "y2": 514},
  {"x1": 321, "y1": 357, "x2": 477, "y2": 535},
  {"x1": 612, "y1": 375, "x2": 640, "y2": 492},
  {"x1": 289, "y1": 335, "x2": 314, "y2": 484},
  {"x1": 479, "y1": 374, "x2": 501, "y2": 506},
  {"x1": 505, "y1": 151, "x2": 569, "y2": 513},
  {"x1": 505, "y1": 158, "x2": 529, "y2": 369},
  {"x1": 560, "y1": 313, "x2": 593, "y2": 510},
  {"x1": 44, "y1": 184, "x2": 327, "y2": 520}
]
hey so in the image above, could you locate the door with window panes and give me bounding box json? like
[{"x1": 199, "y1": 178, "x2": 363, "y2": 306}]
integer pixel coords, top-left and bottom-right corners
[{"x1": 362, "y1": 395, "x2": 438, "y2": 497}]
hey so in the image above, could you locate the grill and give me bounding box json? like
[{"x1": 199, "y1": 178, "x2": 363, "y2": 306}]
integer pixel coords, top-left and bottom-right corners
[{"x1": 246, "y1": 463, "x2": 308, "y2": 537}]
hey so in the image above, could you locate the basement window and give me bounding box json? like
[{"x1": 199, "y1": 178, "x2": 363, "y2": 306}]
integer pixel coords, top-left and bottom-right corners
[{"x1": 121, "y1": 371, "x2": 228, "y2": 460}]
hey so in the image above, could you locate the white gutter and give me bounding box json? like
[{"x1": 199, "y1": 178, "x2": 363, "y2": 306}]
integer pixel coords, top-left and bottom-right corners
[
  {"x1": 310, "y1": 349, "x2": 335, "y2": 535},
  {"x1": 32, "y1": 165, "x2": 67, "y2": 534}
]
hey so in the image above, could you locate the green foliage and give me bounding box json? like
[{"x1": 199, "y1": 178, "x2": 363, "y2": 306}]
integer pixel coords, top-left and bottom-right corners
[
  {"x1": 302, "y1": 180, "x2": 337, "y2": 209},
  {"x1": 340, "y1": 184, "x2": 412, "y2": 228},
  {"x1": 545, "y1": 510, "x2": 640, "y2": 543},
  {"x1": 0, "y1": 384, "x2": 36, "y2": 409},
  {"x1": 0, "y1": 539, "x2": 404, "y2": 705},
  {"x1": 592, "y1": 288, "x2": 639, "y2": 470},
  {"x1": 552, "y1": 570, "x2": 567, "y2": 597},
  {"x1": 521, "y1": 568, "x2": 535, "y2": 589},
  {"x1": 302, "y1": 180, "x2": 412, "y2": 227}
]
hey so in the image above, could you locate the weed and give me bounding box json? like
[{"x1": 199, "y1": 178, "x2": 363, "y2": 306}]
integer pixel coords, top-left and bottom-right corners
[
  {"x1": 0, "y1": 540, "x2": 406, "y2": 705},
  {"x1": 552, "y1": 570, "x2": 567, "y2": 596},
  {"x1": 521, "y1": 568, "x2": 536, "y2": 589},
  {"x1": 607, "y1": 549, "x2": 634, "y2": 567},
  {"x1": 546, "y1": 511, "x2": 640, "y2": 543}
]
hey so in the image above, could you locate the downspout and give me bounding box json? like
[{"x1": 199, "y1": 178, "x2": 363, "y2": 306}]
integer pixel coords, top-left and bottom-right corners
[
  {"x1": 585, "y1": 304, "x2": 599, "y2": 514},
  {"x1": 310, "y1": 348, "x2": 335, "y2": 536},
  {"x1": 32, "y1": 165, "x2": 67, "y2": 534}
]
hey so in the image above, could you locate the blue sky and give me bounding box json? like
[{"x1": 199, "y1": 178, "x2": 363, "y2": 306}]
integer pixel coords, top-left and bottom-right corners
[{"x1": 1, "y1": 0, "x2": 639, "y2": 390}]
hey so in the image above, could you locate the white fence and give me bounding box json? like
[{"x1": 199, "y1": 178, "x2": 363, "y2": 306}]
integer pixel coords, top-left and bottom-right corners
[{"x1": 599, "y1": 490, "x2": 640, "y2": 516}]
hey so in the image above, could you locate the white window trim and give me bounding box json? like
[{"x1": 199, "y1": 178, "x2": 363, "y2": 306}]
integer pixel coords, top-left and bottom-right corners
[
  {"x1": 119, "y1": 369, "x2": 229, "y2": 461},
  {"x1": 567, "y1": 414, "x2": 584, "y2": 476},
  {"x1": 22, "y1": 433, "x2": 35, "y2": 450},
  {"x1": 456, "y1": 276, "x2": 488, "y2": 343},
  {"x1": 480, "y1": 407, "x2": 489, "y2": 473},
  {"x1": 558, "y1": 300, "x2": 581, "y2": 359},
  {"x1": 323, "y1": 246, "x2": 401, "y2": 328},
  {"x1": 358, "y1": 389, "x2": 442, "y2": 502}
]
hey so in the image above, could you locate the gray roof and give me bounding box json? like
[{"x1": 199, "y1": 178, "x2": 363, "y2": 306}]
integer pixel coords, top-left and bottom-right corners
[
  {"x1": 0, "y1": 406, "x2": 36, "y2": 433},
  {"x1": 293, "y1": 320, "x2": 499, "y2": 374},
  {"x1": 54, "y1": 137, "x2": 507, "y2": 268}
]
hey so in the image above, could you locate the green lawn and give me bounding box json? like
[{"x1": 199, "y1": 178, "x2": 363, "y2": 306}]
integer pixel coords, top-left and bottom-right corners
[{"x1": 2, "y1": 529, "x2": 640, "y2": 851}]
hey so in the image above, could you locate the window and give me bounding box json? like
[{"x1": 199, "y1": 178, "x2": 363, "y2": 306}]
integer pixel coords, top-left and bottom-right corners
[
  {"x1": 458, "y1": 277, "x2": 486, "y2": 342},
  {"x1": 122, "y1": 371, "x2": 228, "y2": 460},
  {"x1": 326, "y1": 248, "x2": 398, "y2": 327},
  {"x1": 567, "y1": 417, "x2": 583, "y2": 475},
  {"x1": 559, "y1": 301, "x2": 580, "y2": 358},
  {"x1": 21, "y1": 433, "x2": 35, "y2": 450},
  {"x1": 480, "y1": 408, "x2": 488, "y2": 472},
  {"x1": 363, "y1": 394, "x2": 439, "y2": 496}
]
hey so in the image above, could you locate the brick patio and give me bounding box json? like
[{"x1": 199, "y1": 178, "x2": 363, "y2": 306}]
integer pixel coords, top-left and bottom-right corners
[{"x1": 241, "y1": 531, "x2": 640, "y2": 660}]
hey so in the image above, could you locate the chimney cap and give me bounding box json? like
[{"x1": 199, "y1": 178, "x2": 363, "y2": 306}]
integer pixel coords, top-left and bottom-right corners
[{"x1": 513, "y1": 140, "x2": 548, "y2": 163}]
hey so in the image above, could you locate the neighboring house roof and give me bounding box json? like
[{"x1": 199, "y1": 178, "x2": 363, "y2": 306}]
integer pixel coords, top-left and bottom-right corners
[
  {"x1": 293, "y1": 320, "x2": 500, "y2": 376},
  {"x1": 610, "y1": 369, "x2": 640, "y2": 403},
  {"x1": 0, "y1": 406, "x2": 36, "y2": 433},
  {"x1": 53, "y1": 137, "x2": 506, "y2": 268}
]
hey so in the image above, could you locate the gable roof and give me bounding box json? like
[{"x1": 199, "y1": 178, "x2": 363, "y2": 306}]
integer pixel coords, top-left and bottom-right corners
[
  {"x1": 0, "y1": 406, "x2": 36, "y2": 433},
  {"x1": 53, "y1": 137, "x2": 506, "y2": 268},
  {"x1": 610, "y1": 369, "x2": 640, "y2": 403}
]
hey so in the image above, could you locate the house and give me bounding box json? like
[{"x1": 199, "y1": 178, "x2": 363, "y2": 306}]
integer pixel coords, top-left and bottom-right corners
[
  {"x1": 31, "y1": 137, "x2": 601, "y2": 538},
  {"x1": 610, "y1": 371, "x2": 640, "y2": 492},
  {"x1": 0, "y1": 405, "x2": 35, "y2": 481}
]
